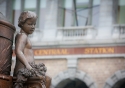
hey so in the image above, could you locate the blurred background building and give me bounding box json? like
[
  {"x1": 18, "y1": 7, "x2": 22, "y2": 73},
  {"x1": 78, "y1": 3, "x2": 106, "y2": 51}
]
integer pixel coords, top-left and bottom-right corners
[{"x1": 0, "y1": 0, "x2": 125, "y2": 88}]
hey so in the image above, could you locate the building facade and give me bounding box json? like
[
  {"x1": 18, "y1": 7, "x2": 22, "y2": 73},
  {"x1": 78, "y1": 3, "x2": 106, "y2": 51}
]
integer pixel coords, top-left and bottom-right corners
[{"x1": 0, "y1": 0, "x2": 125, "y2": 88}]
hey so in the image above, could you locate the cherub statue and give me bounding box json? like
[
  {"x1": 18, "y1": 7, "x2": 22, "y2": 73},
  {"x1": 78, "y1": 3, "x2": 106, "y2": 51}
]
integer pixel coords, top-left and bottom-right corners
[{"x1": 13, "y1": 11, "x2": 51, "y2": 88}]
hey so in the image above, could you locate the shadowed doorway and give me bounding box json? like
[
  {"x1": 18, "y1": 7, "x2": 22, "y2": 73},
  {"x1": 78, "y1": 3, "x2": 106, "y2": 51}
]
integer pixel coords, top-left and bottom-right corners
[
  {"x1": 112, "y1": 78, "x2": 125, "y2": 88},
  {"x1": 56, "y1": 78, "x2": 88, "y2": 88}
]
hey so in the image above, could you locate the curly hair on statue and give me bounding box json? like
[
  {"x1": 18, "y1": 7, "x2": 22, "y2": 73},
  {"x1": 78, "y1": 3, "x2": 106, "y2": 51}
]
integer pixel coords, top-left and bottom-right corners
[{"x1": 18, "y1": 11, "x2": 37, "y2": 28}]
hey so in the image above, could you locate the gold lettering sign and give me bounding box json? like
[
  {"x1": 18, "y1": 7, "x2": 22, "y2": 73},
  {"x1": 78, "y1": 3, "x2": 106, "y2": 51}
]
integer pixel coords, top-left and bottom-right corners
[
  {"x1": 34, "y1": 49, "x2": 69, "y2": 55},
  {"x1": 13, "y1": 46, "x2": 125, "y2": 56},
  {"x1": 84, "y1": 48, "x2": 114, "y2": 54}
]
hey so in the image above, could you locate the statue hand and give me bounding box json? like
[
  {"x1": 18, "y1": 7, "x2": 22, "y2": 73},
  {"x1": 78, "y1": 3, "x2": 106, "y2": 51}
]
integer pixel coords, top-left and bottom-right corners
[{"x1": 26, "y1": 64, "x2": 32, "y2": 70}]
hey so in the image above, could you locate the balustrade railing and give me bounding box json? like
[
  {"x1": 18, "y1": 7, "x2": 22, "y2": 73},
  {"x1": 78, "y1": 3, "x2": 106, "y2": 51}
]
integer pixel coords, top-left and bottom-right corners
[
  {"x1": 113, "y1": 24, "x2": 125, "y2": 38},
  {"x1": 57, "y1": 26, "x2": 96, "y2": 40}
]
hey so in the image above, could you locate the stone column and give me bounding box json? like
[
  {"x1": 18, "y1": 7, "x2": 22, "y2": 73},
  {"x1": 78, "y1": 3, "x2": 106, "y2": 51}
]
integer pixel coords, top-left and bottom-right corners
[
  {"x1": 67, "y1": 58, "x2": 78, "y2": 80},
  {"x1": 42, "y1": 0, "x2": 58, "y2": 41},
  {"x1": 97, "y1": 0, "x2": 114, "y2": 39}
]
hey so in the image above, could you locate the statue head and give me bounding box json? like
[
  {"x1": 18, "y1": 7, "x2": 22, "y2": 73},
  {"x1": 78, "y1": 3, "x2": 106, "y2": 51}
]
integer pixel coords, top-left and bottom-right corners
[{"x1": 18, "y1": 11, "x2": 37, "y2": 28}]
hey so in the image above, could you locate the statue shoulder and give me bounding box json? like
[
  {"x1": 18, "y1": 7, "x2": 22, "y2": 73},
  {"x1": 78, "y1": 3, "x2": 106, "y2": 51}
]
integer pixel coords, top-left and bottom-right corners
[
  {"x1": 15, "y1": 33, "x2": 28, "y2": 44},
  {"x1": 16, "y1": 33, "x2": 28, "y2": 39}
]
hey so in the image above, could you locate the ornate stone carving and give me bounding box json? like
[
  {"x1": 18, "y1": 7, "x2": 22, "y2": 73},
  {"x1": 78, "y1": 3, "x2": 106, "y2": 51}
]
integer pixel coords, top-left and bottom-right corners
[{"x1": 14, "y1": 63, "x2": 47, "y2": 88}]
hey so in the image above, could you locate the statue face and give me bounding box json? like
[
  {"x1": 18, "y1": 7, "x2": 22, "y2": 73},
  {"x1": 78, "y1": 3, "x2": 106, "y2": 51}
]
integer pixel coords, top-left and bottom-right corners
[{"x1": 22, "y1": 17, "x2": 37, "y2": 34}]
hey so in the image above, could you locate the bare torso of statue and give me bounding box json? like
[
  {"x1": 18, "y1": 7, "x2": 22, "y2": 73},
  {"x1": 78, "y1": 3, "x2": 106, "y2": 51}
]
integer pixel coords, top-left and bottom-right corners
[{"x1": 14, "y1": 33, "x2": 34, "y2": 75}]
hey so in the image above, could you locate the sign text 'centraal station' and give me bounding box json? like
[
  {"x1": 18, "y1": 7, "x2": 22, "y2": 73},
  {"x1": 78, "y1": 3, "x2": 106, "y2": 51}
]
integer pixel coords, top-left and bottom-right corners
[{"x1": 13, "y1": 46, "x2": 125, "y2": 56}]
